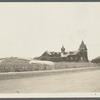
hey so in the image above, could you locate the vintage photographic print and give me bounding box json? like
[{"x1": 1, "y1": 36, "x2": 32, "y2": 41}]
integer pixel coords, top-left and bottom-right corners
[{"x1": 0, "y1": 2, "x2": 100, "y2": 97}]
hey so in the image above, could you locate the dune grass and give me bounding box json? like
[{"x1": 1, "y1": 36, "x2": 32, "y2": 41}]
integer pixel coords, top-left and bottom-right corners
[{"x1": 0, "y1": 57, "x2": 100, "y2": 72}]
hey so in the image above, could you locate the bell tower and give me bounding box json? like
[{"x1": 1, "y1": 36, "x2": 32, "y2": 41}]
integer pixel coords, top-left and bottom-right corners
[
  {"x1": 79, "y1": 40, "x2": 87, "y2": 51},
  {"x1": 79, "y1": 41, "x2": 88, "y2": 62},
  {"x1": 61, "y1": 45, "x2": 65, "y2": 54}
]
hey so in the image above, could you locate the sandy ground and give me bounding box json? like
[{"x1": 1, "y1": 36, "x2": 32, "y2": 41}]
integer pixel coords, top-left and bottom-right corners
[{"x1": 0, "y1": 69, "x2": 100, "y2": 93}]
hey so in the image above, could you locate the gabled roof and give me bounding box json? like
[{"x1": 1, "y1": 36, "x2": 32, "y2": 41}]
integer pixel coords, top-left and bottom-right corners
[
  {"x1": 69, "y1": 51, "x2": 80, "y2": 55},
  {"x1": 42, "y1": 50, "x2": 80, "y2": 58},
  {"x1": 41, "y1": 51, "x2": 60, "y2": 57},
  {"x1": 45, "y1": 51, "x2": 52, "y2": 55},
  {"x1": 41, "y1": 51, "x2": 51, "y2": 56},
  {"x1": 61, "y1": 50, "x2": 80, "y2": 57},
  {"x1": 61, "y1": 53, "x2": 69, "y2": 57}
]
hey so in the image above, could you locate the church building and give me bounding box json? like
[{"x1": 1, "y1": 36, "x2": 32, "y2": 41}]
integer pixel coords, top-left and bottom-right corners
[{"x1": 34, "y1": 41, "x2": 88, "y2": 62}]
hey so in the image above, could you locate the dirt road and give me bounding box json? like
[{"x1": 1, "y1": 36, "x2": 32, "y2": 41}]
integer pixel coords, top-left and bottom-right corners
[{"x1": 0, "y1": 69, "x2": 100, "y2": 93}]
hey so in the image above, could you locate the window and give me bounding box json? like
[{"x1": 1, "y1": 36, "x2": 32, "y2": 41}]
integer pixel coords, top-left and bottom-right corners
[
  {"x1": 71, "y1": 57, "x2": 73, "y2": 60},
  {"x1": 81, "y1": 57, "x2": 83, "y2": 60}
]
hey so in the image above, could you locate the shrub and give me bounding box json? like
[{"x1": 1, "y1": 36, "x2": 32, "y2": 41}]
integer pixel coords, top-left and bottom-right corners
[
  {"x1": 91, "y1": 57, "x2": 100, "y2": 63},
  {"x1": 0, "y1": 57, "x2": 53, "y2": 72}
]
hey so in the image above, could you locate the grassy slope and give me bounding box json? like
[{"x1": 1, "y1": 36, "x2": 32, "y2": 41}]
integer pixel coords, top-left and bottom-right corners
[
  {"x1": 54, "y1": 62, "x2": 100, "y2": 69},
  {"x1": 0, "y1": 57, "x2": 100, "y2": 72}
]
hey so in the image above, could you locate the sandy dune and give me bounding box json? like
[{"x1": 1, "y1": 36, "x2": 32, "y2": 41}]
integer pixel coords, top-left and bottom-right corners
[{"x1": 29, "y1": 60, "x2": 54, "y2": 66}]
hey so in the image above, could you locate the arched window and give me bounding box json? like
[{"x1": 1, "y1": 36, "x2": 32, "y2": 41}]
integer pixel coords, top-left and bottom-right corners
[{"x1": 81, "y1": 57, "x2": 83, "y2": 60}]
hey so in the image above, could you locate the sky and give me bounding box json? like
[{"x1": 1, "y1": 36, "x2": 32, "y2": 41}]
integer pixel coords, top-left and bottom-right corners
[{"x1": 0, "y1": 3, "x2": 100, "y2": 60}]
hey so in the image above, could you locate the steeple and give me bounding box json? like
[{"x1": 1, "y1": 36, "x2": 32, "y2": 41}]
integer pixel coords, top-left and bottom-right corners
[{"x1": 79, "y1": 40, "x2": 87, "y2": 51}]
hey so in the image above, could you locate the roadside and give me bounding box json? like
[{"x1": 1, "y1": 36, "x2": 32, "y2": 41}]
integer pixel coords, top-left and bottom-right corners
[
  {"x1": 0, "y1": 68, "x2": 100, "y2": 93},
  {"x1": 0, "y1": 66, "x2": 100, "y2": 80}
]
